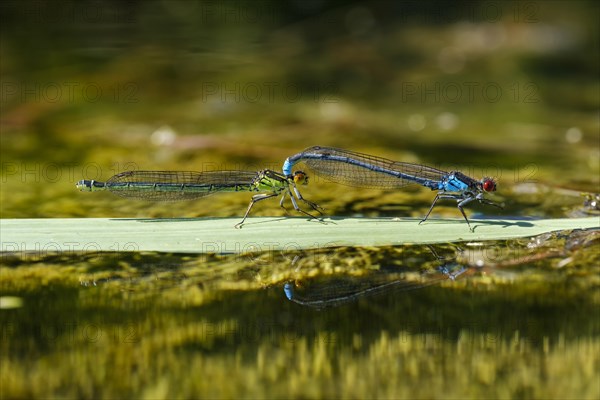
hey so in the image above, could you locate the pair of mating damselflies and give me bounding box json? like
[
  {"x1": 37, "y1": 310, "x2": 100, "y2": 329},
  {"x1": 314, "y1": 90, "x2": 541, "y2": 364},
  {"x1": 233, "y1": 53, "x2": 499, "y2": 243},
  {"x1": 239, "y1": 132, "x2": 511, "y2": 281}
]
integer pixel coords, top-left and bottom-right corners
[{"x1": 76, "y1": 146, "x2": 501, "y2": 230}]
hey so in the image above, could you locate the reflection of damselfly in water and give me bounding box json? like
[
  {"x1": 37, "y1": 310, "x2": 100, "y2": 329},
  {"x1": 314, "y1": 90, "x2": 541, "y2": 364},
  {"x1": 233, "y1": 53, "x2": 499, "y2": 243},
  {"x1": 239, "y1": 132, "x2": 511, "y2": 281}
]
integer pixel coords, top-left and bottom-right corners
[
  {"x1": 283, "y1": 146, "x2": 502, "y2": 231},
  {"x1": 76, "y1": 169, "x2": 322, "y2": 228},
  {"x1": 284, "y1": 246, "x2": 468, "y2": 308}
]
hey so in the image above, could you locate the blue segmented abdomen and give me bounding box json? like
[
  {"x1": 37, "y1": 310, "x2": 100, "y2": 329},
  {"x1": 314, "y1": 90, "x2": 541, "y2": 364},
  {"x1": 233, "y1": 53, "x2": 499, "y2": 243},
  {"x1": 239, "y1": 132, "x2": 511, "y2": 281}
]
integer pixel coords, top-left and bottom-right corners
[{"x1": 282, "y1": 158, "x2": 293, "y2": 176}]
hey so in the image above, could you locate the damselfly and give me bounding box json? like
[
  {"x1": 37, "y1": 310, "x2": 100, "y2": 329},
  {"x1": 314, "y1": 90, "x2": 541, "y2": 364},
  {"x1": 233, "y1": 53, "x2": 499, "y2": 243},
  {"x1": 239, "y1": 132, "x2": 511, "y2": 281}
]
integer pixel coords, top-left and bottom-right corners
[
  {"x1": 283, "y1": 146, "x2": 501, "y2": 230},
  {"x1": 284, "y1": 246, "x2": 468, "y2": 308},
  {"x1": 76, "y1": 169, "x2": 322, "y2": 228}
]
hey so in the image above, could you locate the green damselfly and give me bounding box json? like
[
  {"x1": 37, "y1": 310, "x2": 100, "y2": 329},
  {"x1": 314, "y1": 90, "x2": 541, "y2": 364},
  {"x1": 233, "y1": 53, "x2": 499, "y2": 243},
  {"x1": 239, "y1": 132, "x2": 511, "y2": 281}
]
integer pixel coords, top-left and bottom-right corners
[{"x1": 76, "y1": 169, "x2": 322, "y2": 228}]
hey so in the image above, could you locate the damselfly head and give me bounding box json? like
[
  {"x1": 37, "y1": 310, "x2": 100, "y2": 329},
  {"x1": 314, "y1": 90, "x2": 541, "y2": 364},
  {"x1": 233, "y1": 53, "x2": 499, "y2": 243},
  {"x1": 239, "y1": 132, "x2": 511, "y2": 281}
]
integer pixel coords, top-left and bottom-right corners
[
  {"x1": 481, "y1": 178, "x2": 496, "y2": 192},
  {"x1": 293, "y1": 171, "x2": 309, "y2": 185}
]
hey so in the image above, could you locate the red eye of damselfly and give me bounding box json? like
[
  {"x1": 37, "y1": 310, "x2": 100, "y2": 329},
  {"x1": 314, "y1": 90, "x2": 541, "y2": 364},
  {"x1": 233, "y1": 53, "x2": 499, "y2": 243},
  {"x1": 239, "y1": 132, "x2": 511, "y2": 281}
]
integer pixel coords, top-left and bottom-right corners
[{"x1": 482, "y1": 178, "x2": 496, "y2": 192}]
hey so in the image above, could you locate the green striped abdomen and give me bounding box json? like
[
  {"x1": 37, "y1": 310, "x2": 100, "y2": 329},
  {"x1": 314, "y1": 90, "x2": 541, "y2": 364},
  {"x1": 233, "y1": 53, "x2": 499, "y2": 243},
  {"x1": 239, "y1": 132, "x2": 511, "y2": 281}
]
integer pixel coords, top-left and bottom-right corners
[{"x1": 78, "y1": 170, "x2": 260, "y2": 201}]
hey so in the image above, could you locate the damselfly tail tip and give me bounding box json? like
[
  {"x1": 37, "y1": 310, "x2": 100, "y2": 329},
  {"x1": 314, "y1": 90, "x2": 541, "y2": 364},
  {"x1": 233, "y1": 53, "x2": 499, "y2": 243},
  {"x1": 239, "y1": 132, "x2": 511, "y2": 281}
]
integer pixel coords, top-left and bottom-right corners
[
  {"x1": 283, "y1": 282, "x2": 294, "y2": 300},
  {"x1": 76, "y1": 180, "x2": 92, "y2": 191},
  {"x1": 76, "y1": 179, "x2": 105, "y2": 192}
]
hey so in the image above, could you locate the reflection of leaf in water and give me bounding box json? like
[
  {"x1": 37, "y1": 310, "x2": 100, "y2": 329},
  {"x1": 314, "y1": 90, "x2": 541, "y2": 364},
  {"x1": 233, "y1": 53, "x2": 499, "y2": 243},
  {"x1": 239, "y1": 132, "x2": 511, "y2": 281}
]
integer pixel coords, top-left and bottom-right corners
[{"x1": 285, "y1": 263, "x2": 466, "y2": 309}]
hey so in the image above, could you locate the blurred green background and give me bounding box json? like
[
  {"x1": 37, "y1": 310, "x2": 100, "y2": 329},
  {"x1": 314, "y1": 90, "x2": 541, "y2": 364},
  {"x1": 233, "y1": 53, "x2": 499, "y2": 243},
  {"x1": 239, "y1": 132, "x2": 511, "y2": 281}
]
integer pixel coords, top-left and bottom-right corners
[
  {"x1": 1, "y1": 0, "x2": 598, "y2": 219},
  {"x1": 1, "y1": 1, "x2": 599, "y2": 399}
]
